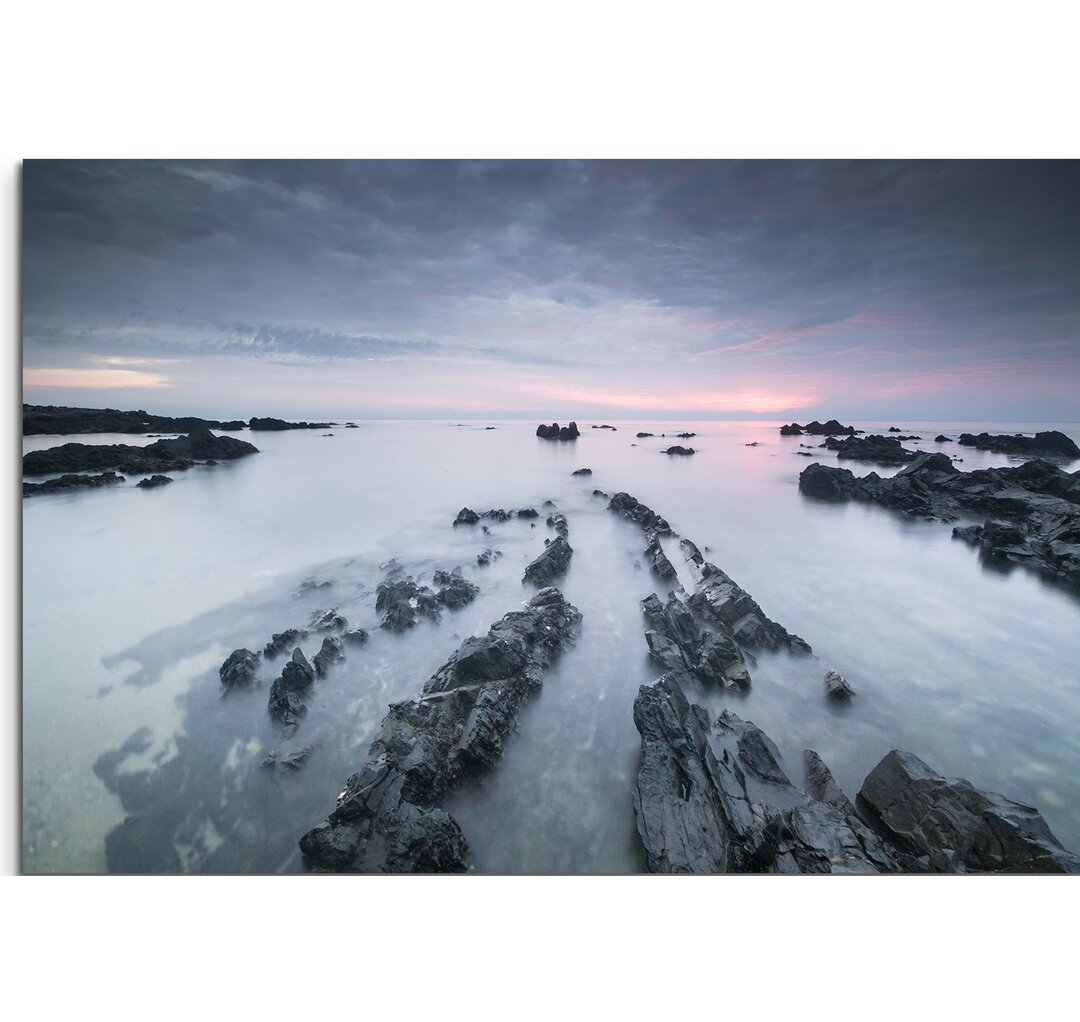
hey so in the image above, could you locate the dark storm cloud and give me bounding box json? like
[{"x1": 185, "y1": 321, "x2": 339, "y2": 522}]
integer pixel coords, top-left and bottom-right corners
[{"x1": 21, "y1": 159, "x2": 1080, "y2": 417}]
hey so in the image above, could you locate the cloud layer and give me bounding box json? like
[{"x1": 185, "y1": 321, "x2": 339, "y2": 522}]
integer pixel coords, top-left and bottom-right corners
[{"x1": 22, "y1": 160, "x2": 1080, "y2": 419}]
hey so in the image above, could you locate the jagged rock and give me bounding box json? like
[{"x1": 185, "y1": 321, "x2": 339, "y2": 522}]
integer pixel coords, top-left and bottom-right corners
[
  {"x1": 546, "y1": 512, "x2": 569, "y2": 538},
  {"x1": 572, "y1": 468, "x2": 593, "y2": 476},
  {"x1": 476, "y1": 547, "x2": 501, "y2": 567},
  {"x1": 377, "y1": 573, "x2": 440, "y2": 631},
  {"x1": 780, "y1": 423, "x2": 804, "y2": 435},
  {"x1": 264, "y1": 628, "x2": 310, "y2": 658},
  {"x1": 607, "y1": 492, "x2": 672, "y2": 534},
  {"x1": 219, "y1": 648, "x2": 260, "y2": 690},
  {"x1": 676, "y1": 432, "x2": 697, "y2": 439},
  {"x1": 342, "y1": 628, "x2": 369, "y2": 646},
  {"x1": 433, "y1": 570, "x2": 480, "y2": 609},
  {"x1": 268, "y1": 648, "x2": 316, "y2": 731},
  {"x1": 516, "y1": 508, "x2": 539, "y2": 518},
  {"x1": 957, "y1": 430, "x2": 1080, "y2": 458},
  {"x1": 824, "y1": 669, "x2": 854, "y2": 701},
  {"x1": 790, "y1": 419, "x2": 859, "y2": 436},
  {"x1": 23, "y1": 427, "x2": 258, "y2": 476},
  {"x1": 641, "y1": 593, "x2": 749, "y2": 689},
  {"x1": 688, "y1": 559, "x2": 811, "y2": 654},
  {"x1": 309, "y1": 609, "x2": 348, "y2": 632},
  {"x1": 536, "y1": 421, "x2": 580, "y2": 440},
  {"x1": 23, "y1": 471, "x2": 126, "y2": 496},
  {"x1": 662, "y1": 446, "x2": 695, "y2": 455},
  {"x1": 453, "y1": 507, "x2": 481, "y2": 526},
  {"x1": 592, "y1": 489, "x2": 609, "y2": 498},
  {"x1": 632, "y1": 676, "x2": 897, "y2": 873},
  {"x1": 300, "y1": 588, "x2": 582, "y2": 872},
  {"x1": 822, "y1": 434, "x2": 919, "y2": 464},
  {"x1": 800, "y1": 455, "x2": 1080, "y2": 587},
  {"x1": 644, "y1": 528, "x2": 678, "y2": 584},
  {"x1": 523, "y1": 535, "x2": 573, "y2": 585},
  {"x1": 136, "y1": 474, "x2": 173, "y2": 488},
  {"x1": 935, "y1": 434, "x2": 952, "y2": 443},
  {"x1": 313, "y1": 636, "x2": 345, "y2": 678},
  {"x1": 857, "y1": 750, "x2": 1080, "y2": 873}
]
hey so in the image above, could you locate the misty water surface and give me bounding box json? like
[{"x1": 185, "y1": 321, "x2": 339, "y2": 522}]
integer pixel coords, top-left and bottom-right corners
[{"x1": 21, "y1": 419, "x2": 1080, "y2": 872}]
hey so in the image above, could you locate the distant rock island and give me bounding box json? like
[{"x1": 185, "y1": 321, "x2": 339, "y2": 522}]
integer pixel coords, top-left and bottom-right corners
[
  {"x1": 780, "y1": 419, "x2": 860, "y2": 436},
  {"x1": 957, "y1": 430, "x2": 1080, "y2": 458},
  {"x1": 536, "y1": 421, "x2": 580, "y2": 440}
]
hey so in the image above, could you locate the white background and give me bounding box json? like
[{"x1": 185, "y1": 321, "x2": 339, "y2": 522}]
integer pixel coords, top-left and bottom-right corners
[{"x1": 3, "y1": 2, "x2": 1077, "y2": 1017}]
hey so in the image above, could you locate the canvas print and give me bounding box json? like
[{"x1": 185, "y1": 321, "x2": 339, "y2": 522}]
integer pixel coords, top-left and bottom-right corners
[{"x1": 20, "y1": 159, "x2": 1080, "y2": 873}]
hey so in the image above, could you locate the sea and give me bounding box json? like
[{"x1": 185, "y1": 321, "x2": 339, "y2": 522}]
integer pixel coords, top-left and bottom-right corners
[{"x1": 20, "y1": 418, "x2": 1080, "y2": 873}]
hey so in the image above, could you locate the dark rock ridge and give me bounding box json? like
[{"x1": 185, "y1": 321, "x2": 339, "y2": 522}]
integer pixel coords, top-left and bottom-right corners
[
  {"x1": 22, "y1": 403, "x2": 246, "y2": 436},
  {"x1": 592, "y1": 424, "x2": 617, "y2": 430},
  {"x1": 248, "y1": 416, "x2": 333, "y2": 430},
  {"x1": 536, "y1": 421, "x2": 580, "y2": 440},
  {"x1": 453, "y1": 506, "x2": 538, "y2": 526},
  {"x1": 935, "y1": 434, "x2": 952, "y2": 442},
  {"x1": 309, "y1": 609, "x2": 348, "y2": 632},
  {"x1": 572, "y1": 468, "x2": 593, "y2": 476},
  {"x1": 136, "y1": 474, "x2": 173, "y2": 488},
  {"x1": 643, "y1": 528, "x2": 678, "y2": 583},
  {"x1": 23, "y1": 471, "x2": 126, "y2": 496},
  {"x1": 476, "y1": 547, "x2": 501, "y2": 567},
  {"x1": 262, "y1": 746, "x2": 312, "y2": 772},
  {"x1": 662, "y1": 446, "x2": 695, "y2": 456},
  {"x1": 342, "y1": 628, "x2": 369, "y2": 646},
  {"x1": 780, "y1": 419, "x2": 860, "y2": 436},
  {"x1": 432, "y1": 570, "x2": 480, "y2": 609},
  {"x1": 633, "y1": 676, "x2": 1078, "y2": 873},
  {"x1": 23, "y1": 427, "x2": 259, "y2": 476},
  {"x1": 821, "y1": 434, "x2": 919, "y2": 464},
  {"x1": 546, "y1": 511, "x2": 568, "y2": 538},
  {"x1": 799, "y1": 454, "x2": 1080, "y2": 587},
  {"x1": 636, "y1": 432, "x2": 654, "y2": 438},
  {"x1": 640, "y1": 542, "x2": 809, "y2": 692},
  {"x1": 957, "y1": 430, "x2": 1080, "y2": 458},
  {"x1": 219, "y1": 648, "x2": 260, "y2": 690},
  {"x1": 299, "y1": 587, "x2": 582, "y2": 872},
  {"x1": 376, "y1": 574, "x2": 440, "y2": 631},
  {"x1": 632, "y1": 676, "x2": 897, "y2": 872},
  {"x1": 676, "y1": 432, "x2": 697, "y2": 439},
  {"x1": 607, "y1": 492, "x2": 672, "y2": 535}
]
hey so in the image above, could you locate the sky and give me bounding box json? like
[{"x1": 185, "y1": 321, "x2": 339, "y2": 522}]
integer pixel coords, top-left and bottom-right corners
[{"x1": 21, "y1": 159, "x2": 1080, "y2": 421}]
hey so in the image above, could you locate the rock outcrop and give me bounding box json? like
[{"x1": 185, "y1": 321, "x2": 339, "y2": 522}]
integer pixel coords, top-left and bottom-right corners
[
  {"x1": 523, "y1": 535, "x2": 573, "y2": 586},
  {"x1": 821, "y1": 434, "x2": 919, "y2": 464},
  {"x1": 780, "y1": 419, "x2": 860, "y2": 436},
  {"x1": 267, "y1": 648, "x2": 316, "y2": 735},
  {"x1": 23, "y1": 427, "x2": 258, "y2": 476},
  {"x1": 22, "y1": 403, "x2": 245, "y2": 436},
  {"x1": 607, "y1": 492, "x2": 672, "y2": 535},
  {"x1": 662, "y1": 445, "x2": 695, "y2": 456},
  {"x1": 957, "y1": 430, "x2": 1080, "y2": 459},
  {"x1": 299, "y1": 587, "x2": 582, "y2": 872},
  {"x1": 136, "y1": 474, "x2": 173, "y2": 488},
  {"x1": 219, "y1": 648, "x2": 260, "y2": 690},
  {"x1": 249, "y1": 416, "x2": 332, "y2": 430},
  {"x1": 799, "y1": 454, "x2": 1080, "y2": 587},
  {"x1": 536, "y1": 421, "x2": 580, "y2": 440}
]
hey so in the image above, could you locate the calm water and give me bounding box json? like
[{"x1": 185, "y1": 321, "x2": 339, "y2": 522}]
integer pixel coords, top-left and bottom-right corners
[{"x1": 21, "y1": 419, "x2": 1080, "y2": 872}]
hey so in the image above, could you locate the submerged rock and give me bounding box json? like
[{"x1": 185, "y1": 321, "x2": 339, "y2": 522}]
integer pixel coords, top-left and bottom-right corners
[
  {"x1": 219, "y1": 648, "x2": 260, "y2": 690},
  {"x1": 299, "y1": 587, "x2": 582, "y2": 872},
  {"x1": 662, "y1": 445, "x2": 695, "y2": 455},
  {"x1": 376, "y1": 573, "x2": 440, "y2": 631},
  {"x1": 433, "y1": 569, "x2": 480, "y2": 609},
  {"x1": 342, "y1": 628, "x2": 369, "y2": 646},
  {"x1": 309, "y1": 609, "x2": 348, "y2": 632},
  {"x1": 136, "y1": 474, "x2": 173, "y2": 488},
  {"x1": 824, "y1": 669, "x2": 854, "y2": 701},
  {"x1": 822, "y1": 434, "x2": 919, "y2": 464},
  {"x1": 572, "y1": 468, "x2": 593, "y2": 476},
  {"x1": 262, "y1": 745, "x2": 313, "y2": 772},
  {"x1": 476, "y1": 547, "x2": 501, "y2": 567}
]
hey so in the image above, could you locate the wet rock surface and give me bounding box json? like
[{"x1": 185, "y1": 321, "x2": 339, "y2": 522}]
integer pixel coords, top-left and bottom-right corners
[
  {"x1": 958, "y1": 430, "x2": 1080, "y2": 458},
  {"x1": 312, "y1": 636, "x2": 345, "y2": 678},
  {"x1": 824, "y1": 669, "x2": 854, "y2": 701},
  {"x1": 23, "y1": 427, "x2": 259, "y2": 476},
  {"x1": 523, "y1": 535, "x2": 573, "y2": 586},
  {"x1": 265, "y1": 629, "x2": 310, "y2": 658},
  {"x1": 136, "y1": 474, "x2": 174, "y2": 488},
  {"x1": 856, "y1": 750, "x2": 1080, "y2": 873},
  {"x1": 299, "y1": 587, "x2": 582, "y2": 872},
  {"x1": 268, "y1": 648, "x2": 316, "y2": 735},
  {"x1": 432, "y1": 570, "x2": 480, "y2": 608},
  {"x1": 23, "y1": 471, "x2": 126, "y2": 496},
  {"x1": 633, "y1": 675, "x2": 1077, "y2": 873},
  {"x1": 799, "y1": 455, "x2": 1080, "y2": 587}
]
